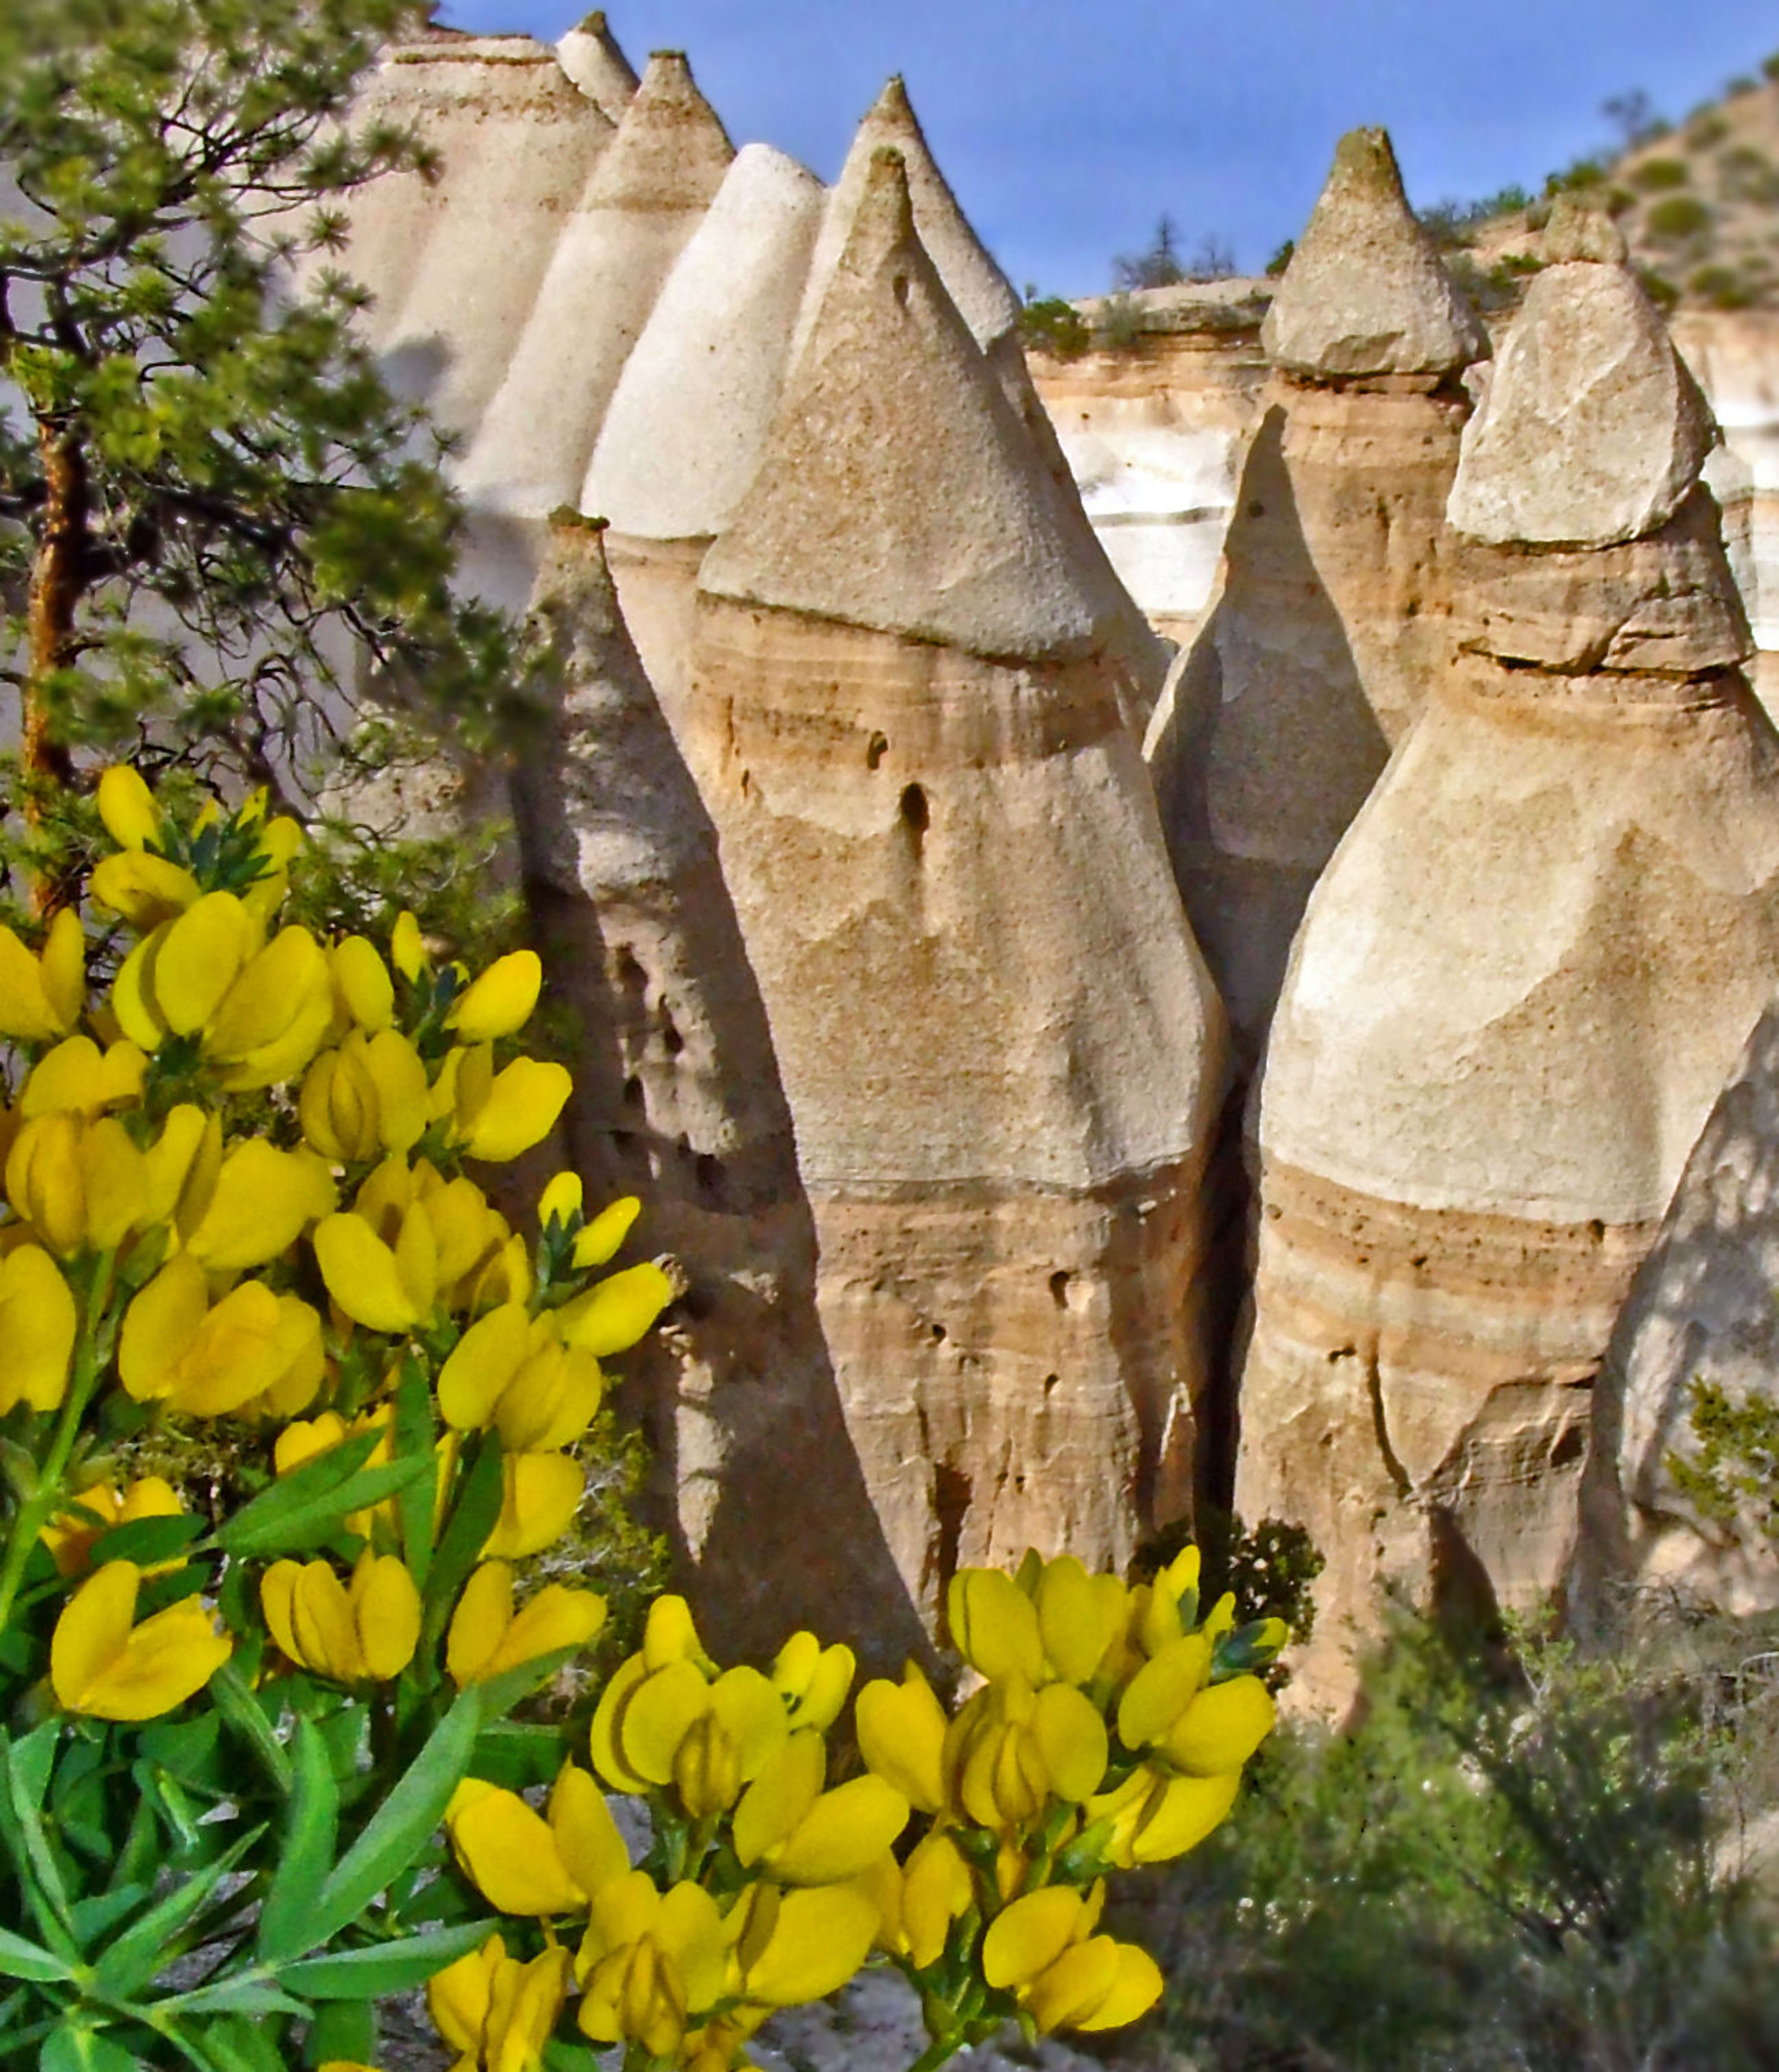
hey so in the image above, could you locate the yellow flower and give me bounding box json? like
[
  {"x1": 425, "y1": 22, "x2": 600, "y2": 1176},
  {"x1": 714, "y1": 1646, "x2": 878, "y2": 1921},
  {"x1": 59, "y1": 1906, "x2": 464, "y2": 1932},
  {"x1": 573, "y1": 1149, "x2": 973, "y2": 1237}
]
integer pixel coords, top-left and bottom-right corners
[
  {"x1": 299, "y1": 1030, "x2": 430, "y2": 1163},
  {"x1": 981, "y1": 1884, "x2": 1162, "y2": 2034},
  {"x1": 445, "y1": 1765, "x2": 628, "y2": 1917},
  {"x1": 428, "y1": 1933, "x2": 571, "y2": 2072},
  {"x1": 431, "y1": 1044, "x2": 571, "y2": 1165},
  {"x1": 1083, "y1": 1764, "x2": 1243, "y2": 1868},
  {"x1": 574, "y1": 1872, "x2": 728, "y2": 2059},
  {"x1": 0, "y1": 908, "x2": 84, "y2": 1043},
  {"x1": 5, "y1": 1111, "x2": 148, "y2": 1256},
  {"x1": 732, "y1": 1728, "x2": 908, "y2": 1884},
  {"x1": 1026, "y1": 1552, "x2": 1133, "y2": 1686},
  {"x1": 314, "y1": 1159, "x2": 528, "y2": 1332},
  {"x1": 855, "y1": 1663, "x2": 949, "y2": 1814},
  {"x1": 480, "y1": 1453, "x2": 585, "y2": 1561},
  {"x1": 446, "y1": 1561, "x2": 606, "y2": 1687},
  {"x1": 572, "y1": 1194, "x2": 641, "y2": 1269},
  {"x1": 556, "y1": 1261, "x2": 676, "y2": 1358},
  {"x1": 180, "y1": 1140, "x2": 336, "y2": 1274},
  {"x1": 328, "y1": 937, "x2": 395, "y2": 1034},
  {"x1": 727, "y1": 1879, "x2": 882, "y2": 2008},
  {"x1": 260, "y1": 1552, "x2": 422, "y2": 1683},
  {"x1": 1115, "y1": 1635, "x2": 1275, "y2": 1776},
  {"x1": 770, "y1": 1629, "x2": 856, "y2": 1732},
  {"x1": 446, "y1": 951, "x2": 543, "y2": 1043},
  {"x1": 19, "y1": 1036, "x2": 146, "y2": 1119},
  {"x1": 390, "y1": 911, "x2": 427, "y2": 984},
  {"x1": 945, "y1": 1674, "x2": 1110, "y2": 1838},
  {"x1": 140, "y1": 1105, "x2": 221, "y2": 1235},
  {"x1": 588, "y1": 1645, "x2": 788, "y2": 1817},
  {"x1": 313, "y1": 1206, "x2": 438, "y2": 1334},
  {"x1": 538, "y1": 1171, "x2": 582, "y2": 1229},
  {"x1": 436, "y1": 1304, "x2": 603, "y2": 1451},
  {"x1": 91, "y1": 851, "x2": 202, "y2": 932},
  {"x1": 42, "y1": 1477, "x2": 184, "y2": 1578},
  {"x1": 119, "y1": 1256, "x2": 323, "y2": 1417},
  {"x1": 859, "y1": 1832, "x2": 974, "y2": 1970},
  {"x1": 0, "y1": 1244, "x2": 77, "y2": 1414},
  {"x1": 96, "y1": 765, "x2": 163, "y2": 850},
  {"x1": 947, "y1": 1567, "x2": 1047, "y2": 1685},
  {"x1": 50, "y1": 1561, "x2": 231, "y2": 1721}
]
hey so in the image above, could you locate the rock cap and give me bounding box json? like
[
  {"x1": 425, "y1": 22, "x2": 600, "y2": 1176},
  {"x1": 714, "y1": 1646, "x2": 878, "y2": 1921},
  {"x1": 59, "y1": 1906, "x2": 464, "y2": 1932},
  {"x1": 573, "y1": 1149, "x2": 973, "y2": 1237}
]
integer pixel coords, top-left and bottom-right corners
[
  {"x1": 700, "y1": 148, "x2": 1129, "y2": 661},
  {"x1": 1447, "y1": 248, "x2": 1720, "y2": 548},
  {"x1": 556, "y1": 9, "x2": 639, "y2": 124},
  {"x1": 1262, "y1": 127, "x2": 1488, "y2": 379},
  {"x1": 1543, "y1": 195, "x2": 1628, "y2": 265}
]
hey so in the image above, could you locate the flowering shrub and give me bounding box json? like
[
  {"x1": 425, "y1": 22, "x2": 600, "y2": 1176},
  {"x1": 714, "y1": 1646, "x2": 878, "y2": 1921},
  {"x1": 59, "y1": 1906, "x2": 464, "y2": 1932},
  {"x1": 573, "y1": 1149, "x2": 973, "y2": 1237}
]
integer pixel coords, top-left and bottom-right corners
[{"x1": 0, "y1": 772, "x2": 1284, "y2": 2072}]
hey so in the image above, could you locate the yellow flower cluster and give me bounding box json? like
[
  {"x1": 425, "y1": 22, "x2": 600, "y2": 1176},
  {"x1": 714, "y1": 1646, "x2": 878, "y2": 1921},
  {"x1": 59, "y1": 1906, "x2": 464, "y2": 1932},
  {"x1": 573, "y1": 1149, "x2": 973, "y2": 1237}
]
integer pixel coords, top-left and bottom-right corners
[{"x1": 0, "y1": 768, "x2": 672, "y2": 1726}]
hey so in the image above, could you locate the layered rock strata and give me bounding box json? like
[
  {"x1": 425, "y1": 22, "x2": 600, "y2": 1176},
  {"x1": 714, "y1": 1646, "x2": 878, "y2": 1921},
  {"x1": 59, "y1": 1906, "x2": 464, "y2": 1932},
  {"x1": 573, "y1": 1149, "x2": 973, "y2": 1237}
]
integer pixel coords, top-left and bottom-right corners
[
  {"x1": 1237, "y1": 226, "x2": 1779, "y2": 1704},
  {"x1": 460, "y1": 51, "x2": 732, "y2": 523},
  {"x1": 513, "y1": 515, "x2": 922, "y2": 1662},
  {"x1": 582, "y1": 144, "x2": 826, "y2": 736},
  {"x1": 1147, "y1": 130, "x2": 1486, "y2": 1054},
  {"x1": 365, "y1": 35, "x2": 615, "y2": 440},
  {"x1": 688, "y1": 151, "x2": 1230, "y2": 1617}
]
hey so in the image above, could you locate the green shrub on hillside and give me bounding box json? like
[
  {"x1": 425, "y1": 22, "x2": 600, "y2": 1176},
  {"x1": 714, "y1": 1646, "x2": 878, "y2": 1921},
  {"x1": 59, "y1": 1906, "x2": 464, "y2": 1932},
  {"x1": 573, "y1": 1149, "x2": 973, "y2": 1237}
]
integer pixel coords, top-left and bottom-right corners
[
  {"x1": 1018, "y1": 295, "x2": 1091, "y2": 360},
  {"x1": 1630, "y1": 156, "x2": 1692, "y2": 192},
  {"x1": 1687, "y1": 112, "x2": 1731, "y2": 150},
  {"x1": 1691, "y1": 264, "x2": 1757, "y2": 310},
  {"x1": 1718, "y1": 144, "x2": 1779, "y2": 206},
  {"x1": 1646, "y1": 193, "x2": 1714, "y2": 242}
]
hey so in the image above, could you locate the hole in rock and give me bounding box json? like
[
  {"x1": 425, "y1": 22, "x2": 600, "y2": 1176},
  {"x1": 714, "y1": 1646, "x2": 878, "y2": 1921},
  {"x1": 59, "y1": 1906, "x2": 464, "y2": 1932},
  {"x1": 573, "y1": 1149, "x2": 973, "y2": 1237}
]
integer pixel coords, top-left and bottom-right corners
[
  {"x1": 1048, "y1": 1270, "x2": 1071, "y2": 1309},
  {"x1": 661, "y1": 1009, "x2": 684, "y2": 1057},
  {"x1": 621, "y1": 1075, "x2": 644, "y2": 1108},
  {"x1": 1551, "y1": 1426, "x2": 1586, "y2": 1469},
  {"x1": 694, "y1": 1153, "x2": 724, "y2": 1204},
  {"x1": 930, "y1": 1322, "x2": 947, "y2": 1343},
  {"x1": 934, "y1": 1464, "x2": 971, "y2": 1604},
  {"x1": 1042, "y1": 1373, "x2": 1060, "y2": 1398},
  {"x1": 892, "y1": 272, "x2": 910, "y2": 307},
  {"x1": 613, "y1": 947, "x2": 648, "y2": 994},
  {"x1": 899, "y1": 783, "x2": 929, "y2": 848},
  {"x1": 867, "y1": 732, "x2": 889, "y2": 769}
]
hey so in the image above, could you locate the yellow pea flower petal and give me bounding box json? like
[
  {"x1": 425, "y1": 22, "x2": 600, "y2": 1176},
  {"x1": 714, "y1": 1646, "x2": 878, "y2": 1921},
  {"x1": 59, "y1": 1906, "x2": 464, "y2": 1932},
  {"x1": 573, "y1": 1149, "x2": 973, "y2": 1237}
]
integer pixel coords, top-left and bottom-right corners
[
  {"x1": 436, "y1": 1302, "x2": 531, "y2": 1430},
  {"x1": 539, "y1": 1171, "x2": 583, "y2": 1228},
  {"x1": 21, "y1": 1037, "x2": 145, "y2": 1120},
  {"x1": 447, "y1": 1784, "x2": 586, "y2": 1916},
  {"x1": 141, "y1": 1105, "x2": 217, "y2": 1229},
  {"x1": 0, "y1": 1244, "x2": 76, "y2": 1413},
  {"x1": 1161, "y1": 1675, "x2": 1276, "y2": 1777},
  {"x1": 90, "y1": 851, "x2": 202, "y2": 932},
  {"x1": 448, "y1": 951, "x2": 543, "y2": 1044},
  {"x1": 948, "y1": 1567, "x2": 1047, "y2": 1687},
  {"x1": 460, "y1": 1058, "x2": 572, "y2": 1165},
  {"x1": 589, "y1": 1654, "x2": 654, "y2": 1793},
  {"x1": 184, "y1": 1141, "x2": 335, "y2": 1273},
  {"x1": 982, "y1": 1886, "x2": 1088, "y2": 1990},
  {"x1": 427, "y1": 1932, "x2": 505, "y2": 2053},
  {"x1": 154, "y1": 893, "x2": 255, "y2": 1034},
  {"x1": 1037, "y1": 1556, "x2": 1128, "y2": 1685},
  {"x1": 480, "y1": 1452, "x2": 583, "y2": 1560},
  {"x1": 732, "y1": 1729, "x2": 823, "y2": 1864},
  {"x1": 1032, "y1": 1680, "x2": 1110, "y2": 1803},
  {"x1": 1025, "y1": 1936, "x2": 1123, "y2": 2034},
  {"x1": 39, "y1": 908, "x2": 86, "y2": 1032},
  {"x1": 901, "y1": 1833, "x2": 974, "y2": 1970},
  {"x1": 1123, "y1": 1767, "x2": 1243, "y2": 1865},
  {"x1": 447, "y1": 1565, "x2": 606, "y2": 1688},
  {"x1": 0, "y1": 927, "x2": 62, "y2": 1041},
  {"x1": 77, "y1": 1117, "x2": 149, "y2": 1252},
  {"x1": 572, "y1": 1195, "x2": 641, "y2": 1269},
  {"x1": 856, "y1": 1664, "x2": 948, "y2": 1814},
  {"x1": 51, "y1": 1562, "x2": 230, "y2": 1720},
  {"x1": 351, "y1": 1551, "x2": 423, "y2": 1680},
  {"x1": 330, "y1": 936, "x2": 395, "y2": 1032},
  {"x1": 364, "y1": 1029, "x2": 429, "y2": 1153},
  {"x1": 1072, "y1": 1942, "x2": 1164, "y2": 2031},
  {"x1": 1117, "y1": 1633, "x2": 1214, "y2": 1752},
  {"x1": 557, "y1": 1261, "x2": 675, "y2": 1358},
  {"x1": 642, "y1": 1593, "x2": 708, "y2": 1671},
  {"x1": 620, "y1": 1659, "x2": 712, "y2": 1787},
  {"x1": 313, "y1": 1212, "x2": 423, "y2": 1334},
  {"x1": 549, "y1": 1763, "x2": 631, "y2": 1900},
  {"x1": 300, "y1": 1044, "x2": 378, "y2": 1165},
  {"x1": 96, "y1": 765, "x2": 163, "y2": 850},
  {"x1": 768, "y1": 1774, "x2": 909, "y2": 1885},
  {"x1": 390, "y1": 911, "x2": 427, "y2": 983},
  {"x1": 737, "y1": 1883, "x2": 879, "y2": 2008}
]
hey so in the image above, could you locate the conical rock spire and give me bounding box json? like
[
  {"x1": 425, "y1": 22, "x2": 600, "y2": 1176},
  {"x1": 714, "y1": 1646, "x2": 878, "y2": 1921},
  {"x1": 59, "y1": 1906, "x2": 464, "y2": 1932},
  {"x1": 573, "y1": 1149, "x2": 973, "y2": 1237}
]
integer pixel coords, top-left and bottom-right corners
[
  {"x1": 584, "y1": 144, "x2": 826, "y2": 542},
  {"x1": 1448, "y1": 210, "x2": 1719, "y2": 548},
  {"x1": 700, "y1": 148, "x2": 1130, "y2": 662},
  {"x1": 557, "y1": 9, "x2": 638, "y2": 124},
  {"x1": 1262, "y1": 127, "x2": 1487, "y2": 379},
  {"x1": 789, "y1": 75, "x2": 1022, "y2": 365},
  {"x1": 458, "y1": 50, "x2": 733, "y2": 517}
]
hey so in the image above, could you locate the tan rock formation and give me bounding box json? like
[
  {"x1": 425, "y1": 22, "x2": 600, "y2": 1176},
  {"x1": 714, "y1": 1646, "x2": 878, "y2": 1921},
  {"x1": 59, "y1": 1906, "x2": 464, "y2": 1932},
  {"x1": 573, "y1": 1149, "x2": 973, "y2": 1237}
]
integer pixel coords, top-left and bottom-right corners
[
  {"x1": 1237, "y1": 243, "x2": 1779, "y2": 1705},
  {"x1": 367, "y1": 37, "x2": 615, "y2": 440},
  {"x1": 458, "y1": 51, "x2": 732, "y2": 520},
  {"x1": 1261, "y1": 126, "x2": 1487, "y2": 379},
  {"x1": 582, "y1": 144, "x2": 825, "y2": 732},
  {"x1": 556, "y1": 9, "x2": 638, "y2": 124},
  {"x1": 689, "y1": 151, "x2": 1230, "y2": 1619},
  {"x1": 1448, "y1": 202, "x2": 1718, "y2": 548},
  {"x1": 1147, "y1": 129, "x2": 1483, "y2": 1054},
  {"x1": 513, "y1": 515, "x2": 922, "y2": 1662}
]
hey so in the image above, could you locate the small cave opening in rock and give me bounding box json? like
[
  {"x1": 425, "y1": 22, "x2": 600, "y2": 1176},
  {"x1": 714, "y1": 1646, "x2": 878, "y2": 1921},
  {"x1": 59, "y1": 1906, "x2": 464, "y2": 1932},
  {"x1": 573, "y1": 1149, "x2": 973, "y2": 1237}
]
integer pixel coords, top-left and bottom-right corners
[{"x1": 899, "y1": 782, "x2": 929, "y2": 859}]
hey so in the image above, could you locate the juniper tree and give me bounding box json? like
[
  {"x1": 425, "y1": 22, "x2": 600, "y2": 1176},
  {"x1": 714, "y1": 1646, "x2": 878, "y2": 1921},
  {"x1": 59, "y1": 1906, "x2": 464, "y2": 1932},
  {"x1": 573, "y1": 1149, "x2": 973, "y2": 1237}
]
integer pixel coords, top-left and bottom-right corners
[{"x1": 0, "y1": 0, "x2": 520, "y2": 912}]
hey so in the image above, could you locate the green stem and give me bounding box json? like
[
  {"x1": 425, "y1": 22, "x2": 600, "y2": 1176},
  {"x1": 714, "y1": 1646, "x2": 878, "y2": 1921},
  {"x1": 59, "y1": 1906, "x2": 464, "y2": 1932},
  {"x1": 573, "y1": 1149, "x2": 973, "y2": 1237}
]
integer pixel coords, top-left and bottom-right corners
[{"x1": 0, "y1": 1250, "x2": 117, "y2": 1637}]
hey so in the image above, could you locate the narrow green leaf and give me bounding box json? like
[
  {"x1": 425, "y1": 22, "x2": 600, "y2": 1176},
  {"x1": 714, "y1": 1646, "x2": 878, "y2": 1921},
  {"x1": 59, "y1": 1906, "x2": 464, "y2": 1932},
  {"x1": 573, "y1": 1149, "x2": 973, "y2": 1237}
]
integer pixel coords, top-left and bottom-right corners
[
  {"x1": 156, "y1": 1977, "x2": 309, "y2": 2019},
  {"x1": 86, "y1": 1513, "x2": 206, "y2": 1569},
  {"x1": 255, "y1": 1716, "x2": 340, "y2": 1965},
  {"x1": 219, "y1": 1446, "x2": 428, "y2": 1559},
  {"x1": 42, "y1": 2020, "x2": 140, "y2": 2072},
  {"x1": 392, "y1": 1359, "x2": 437, "y2": 1592},
  {"x1": 0, "y1": 1923, "x2": 74, "y2": 1981},
  {"x1": 94, "y1": 1828, "x2": 260, "y2": 1996},
  {"x1": 209, "y1": 1430, "x2": 379, "y2": 1558},
  {"x1": 468, "y1": 1719, "x2": 570, "y2": 1793},
  {"x1": 419, "y1": 1433, "x2": 503, "y2": 1655},
  {"x1": 0, "y1": 1730, "x2": 79, "y2": 1954},
  {"x1": 281, "y1": 1918, "x2": 496, "y2": 1998},
  {"x1": 304, "y1": 1998, "x2": 375, "y2": 2067},
  {"x1": 68, "y1": 1884, "x2": 151, "y2": 1949},
  {"x1": 310, "y1": 1688, "x2": 480, "y2": 1945},
  {"x1": 195, "y1": 2015, "x2": 290, "y2": 2072},
  {"x1": 208, "y1": 1664, "x2": 294, "y2": 1795}
]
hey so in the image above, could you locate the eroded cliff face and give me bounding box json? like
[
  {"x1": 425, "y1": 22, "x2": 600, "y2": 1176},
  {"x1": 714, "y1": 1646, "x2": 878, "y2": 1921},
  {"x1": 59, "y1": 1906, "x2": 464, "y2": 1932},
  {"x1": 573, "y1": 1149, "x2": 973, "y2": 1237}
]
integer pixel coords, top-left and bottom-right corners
[
  {"x1": 1238, "y1": 224, "x2": 1779, "y2": 1706},
  {"x1": 688, "y1": 153, "x2": 1229, "y2": 1620}
]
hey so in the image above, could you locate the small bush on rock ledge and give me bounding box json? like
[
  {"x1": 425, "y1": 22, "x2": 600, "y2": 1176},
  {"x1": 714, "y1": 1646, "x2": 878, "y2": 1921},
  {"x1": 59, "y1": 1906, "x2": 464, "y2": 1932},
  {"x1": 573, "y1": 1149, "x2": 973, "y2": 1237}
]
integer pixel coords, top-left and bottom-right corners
[{"x1": 0, "y1": 774, "x2": 1286, "y2": 2071}]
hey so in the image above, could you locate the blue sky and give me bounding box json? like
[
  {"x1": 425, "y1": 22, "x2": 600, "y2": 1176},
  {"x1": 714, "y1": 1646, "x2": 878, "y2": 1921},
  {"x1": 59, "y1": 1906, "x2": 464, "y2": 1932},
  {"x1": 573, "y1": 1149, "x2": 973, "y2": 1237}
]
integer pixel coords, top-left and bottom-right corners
[{"x1": 447, "y1": 0, "x2": 1779, "y2": 296}]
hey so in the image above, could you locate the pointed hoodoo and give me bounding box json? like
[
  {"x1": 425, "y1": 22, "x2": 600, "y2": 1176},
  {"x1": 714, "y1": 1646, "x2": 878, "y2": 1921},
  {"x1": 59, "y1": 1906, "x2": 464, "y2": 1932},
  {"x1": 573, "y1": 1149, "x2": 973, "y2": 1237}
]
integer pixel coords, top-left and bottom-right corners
[
  {"x1": 557, "y1": 9, "x2": 639, "y2": 125},
  {"x1": 1262, "y1": 126, "x2": 1488, "y2": 378},
  {"x1": 1236, "y1": 212, "x2": 1779, "y2": 1704},
  {"x1": 514, "y1": 516, "x2": 922, "y2": 1663},
  {"x1": 702, "y1": 148, "x2": 1132, "y2": 660},
  {"x1": 1448, "y1": 198, "x2": 1719, "y2": 548},
  {"x1": 687, "y1": 148, "x2": 1230, "y2": 1637},
  {"x1": 581, "y1": 144, "x2": 826, "y2": 727},
  {"x1": 1148, "y1": 124, "x2": 1487, "y2": 1055},
  {"x1": 457, "y1": 50, "x2": 733, "y2": 523},
  {"x1": 359, "y1": 36, "x2": 615, "y2": 441}
]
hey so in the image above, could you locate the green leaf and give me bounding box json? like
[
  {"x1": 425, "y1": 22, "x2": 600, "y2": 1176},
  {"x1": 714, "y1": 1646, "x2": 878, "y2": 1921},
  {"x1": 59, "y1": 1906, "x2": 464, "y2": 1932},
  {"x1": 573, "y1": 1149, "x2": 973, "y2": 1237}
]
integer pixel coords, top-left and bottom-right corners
[
  {"x1": 304, "y1": 2000, "x2": 375, "y2": 2067},
  {"x1": 0, "y1": 1924, "x2": 74, "y2": 1982},
  {"x1": 41, "y1": 2021, "x2": 141, "y2": 2072},
  {"x1": 218, "y1": 1435, "x2": 428, "y2": 1558},
  {"x1": 208, "y1": 1663, "x2": 293, "y2": 1795},
  {"x1": 157, "y1": 1977, "x2": 309, "y2": 2020},
  {"x1": 419, "y1": 1433, "x2": 504, "y2": 1654},
  {"x1": 255, "y1": 1716, "x2": 340, "y2": 1965},
  {"x1": 86, "y1": 1512, "x2": 207, "y2": 1570},
  {"x1": 281, "y1": 1918, "x2": 496, "y2": 1998},
  {"x1": 541, "y1": 2042, "x2": 606, "y2": 2072},
  {"x1": 0, "y1": 1730, "x2": 80, "y2": 1956},
  {"x1": 68, "y1": 1884, "x2": 151, "y2": 1949},
  {"x1": 392, "y1": 1359, "x2": 437, "y2": 1591},
  {"x1": 468, "y1": 1719, "x2": 569, "y2": 1793},
  {"x1": 94, "y1": 1828, "x2": 260, "y2": 1996},
  {"x1": 138, "y1": 1712, "x2": 225, "y2": 1793},
  {"x1": 309, "y1": 1687, "x2": 480, "y2": 1946},
  {"x1": 189, "y1": 2017, "x2": 290, "y2": 2072}
]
